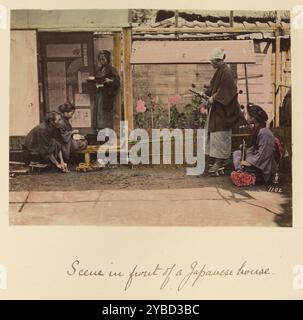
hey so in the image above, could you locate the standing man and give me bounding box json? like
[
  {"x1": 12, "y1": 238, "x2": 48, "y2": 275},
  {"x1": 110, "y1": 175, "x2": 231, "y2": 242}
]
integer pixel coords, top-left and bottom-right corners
[{"x1": 204, "y1": 47, "x2": 241, "y2": 175}]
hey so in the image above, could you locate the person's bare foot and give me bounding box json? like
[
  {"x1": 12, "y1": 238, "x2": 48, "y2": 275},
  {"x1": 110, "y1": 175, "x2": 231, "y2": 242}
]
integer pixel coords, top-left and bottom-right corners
[{"x1": 59, "y1": 163, "x2": 69, "y2": 173}]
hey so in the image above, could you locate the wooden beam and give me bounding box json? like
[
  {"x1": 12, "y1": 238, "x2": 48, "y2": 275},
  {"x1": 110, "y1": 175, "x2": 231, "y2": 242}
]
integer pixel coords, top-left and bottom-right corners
[
  {"x1": 11, "y1": 27, "x2": 124, "y2": 32},
  {"x1": 113, "y1": 32, "x2": 122, "y2": 135},
  {"x1": 132, "y1": 26, "x2": 289, "y2": 34},
  {"x1": 122, "y1": 27, "x2": 134, "y2": 131},
  {"x1": 11, "y1": 26, "x2": 290, "y2": 35}
]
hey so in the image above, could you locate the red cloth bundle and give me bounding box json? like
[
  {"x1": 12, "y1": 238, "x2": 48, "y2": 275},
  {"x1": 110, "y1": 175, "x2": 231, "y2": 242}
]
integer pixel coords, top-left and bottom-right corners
[{"x1": 230, "y1": 171, "x2": 256, "y2": 187}]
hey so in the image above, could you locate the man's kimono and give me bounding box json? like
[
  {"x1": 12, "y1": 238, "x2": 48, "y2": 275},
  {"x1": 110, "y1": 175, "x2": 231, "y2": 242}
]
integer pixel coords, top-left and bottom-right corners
[
  {"x1": 24, "y1": 122, "x2": 61, "y2": 162},
  {"x1": 205, "y1": 63, "x2": 241, "y2": 159}
]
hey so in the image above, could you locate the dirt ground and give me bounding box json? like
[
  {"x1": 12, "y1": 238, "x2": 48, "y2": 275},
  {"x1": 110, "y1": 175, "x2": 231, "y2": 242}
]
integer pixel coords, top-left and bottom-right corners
[
  {"x1": 8, "y1": 164, "x2": 278, "y2": 191},
  {"x1": 9, "y1": 165, "x2": 292, "y2": 227},
  {"x1": 9, "y1": 163, "x2": 291, "y2": 191}
]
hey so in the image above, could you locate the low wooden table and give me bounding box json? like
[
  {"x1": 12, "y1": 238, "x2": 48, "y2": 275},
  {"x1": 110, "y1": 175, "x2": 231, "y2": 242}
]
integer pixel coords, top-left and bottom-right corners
[{"x1": 75, "y1": 145, "x2": 129, "y2": 165}]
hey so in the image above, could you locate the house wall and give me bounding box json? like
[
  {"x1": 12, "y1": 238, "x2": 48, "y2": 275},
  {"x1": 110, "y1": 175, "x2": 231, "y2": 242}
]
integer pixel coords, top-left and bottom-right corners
[
  {"x1": 133, "y1": 40, "x2": 291, "y2": 129},
  {"x1": 9, "y1": 9, "x2": 129, "y2": 140},
  {"x1": 238, "y1": 42, "x2": 274, "y2": 122},
  {"x1": 233, "y1": 43, "x2": 282, "y2": 138},
  {"x1": 131, "y1": 40, "x2": 256, "y2": 64},
  {"x1": 271, "y1": 43, "x2": 291, "y2": 124},
  {"x1": 132, "y1": 40, "x2": 276, "y2": 128},
  {"x1": 133, "y1": 63, "x2": 215, "y2": 116},
  {"x1": 11, "y1": 10, "x2": 130, "y2": 29},
  {"x1": 10, "y1": 30, "x2": 40, "y2": 136}
]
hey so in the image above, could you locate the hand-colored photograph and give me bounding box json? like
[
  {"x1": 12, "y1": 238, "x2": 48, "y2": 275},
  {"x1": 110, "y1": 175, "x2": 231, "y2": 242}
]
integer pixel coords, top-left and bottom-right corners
[{"x1": 9, "y1": 9, "x2": 292, "y2": 227}]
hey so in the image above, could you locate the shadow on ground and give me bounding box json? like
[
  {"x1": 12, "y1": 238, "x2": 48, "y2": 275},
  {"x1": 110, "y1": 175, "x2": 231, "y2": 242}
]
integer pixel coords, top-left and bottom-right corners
[{"x1": 9, "y1": 165, "x2": 292, "y2": 227}]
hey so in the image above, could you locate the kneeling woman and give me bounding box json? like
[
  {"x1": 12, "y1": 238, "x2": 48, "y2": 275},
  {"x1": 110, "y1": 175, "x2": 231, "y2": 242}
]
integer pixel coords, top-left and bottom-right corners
[
  {"x1": 57, "y1": 102, "x2": 88, "y2": 162},
  {"x1": 24, "y1": 111, "x2": 67, "y2": 172},
  {"x1": 233, "y1": 104, "x2": 277, "y2": 184}
]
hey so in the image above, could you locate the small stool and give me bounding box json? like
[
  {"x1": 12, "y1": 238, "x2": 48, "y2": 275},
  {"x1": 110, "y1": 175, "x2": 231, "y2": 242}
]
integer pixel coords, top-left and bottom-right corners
[{"x1": 77, "y1": 145, "x2": 99, "y2": 165}]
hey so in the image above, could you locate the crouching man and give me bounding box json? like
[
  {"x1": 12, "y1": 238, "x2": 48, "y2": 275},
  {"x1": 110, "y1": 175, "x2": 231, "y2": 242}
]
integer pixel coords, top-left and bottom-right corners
[{"x1": 24, "y1": 111, "x2": 68, "y2": 172}]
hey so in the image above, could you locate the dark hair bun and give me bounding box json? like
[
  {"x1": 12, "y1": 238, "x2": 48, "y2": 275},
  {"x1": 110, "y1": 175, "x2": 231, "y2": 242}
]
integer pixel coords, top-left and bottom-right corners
[
  {"x1": 98, "y1": 50, "x2": 111, "y2": 63},
  {"x1": 58, "y1": 101, "x2": 75, "y2": 113},
  {"x1": 44, "y1": 111, "x2": 61, "y2": 124},
  {"x1": 247, "y1": 104, "x2": 268, "y2": 123}
]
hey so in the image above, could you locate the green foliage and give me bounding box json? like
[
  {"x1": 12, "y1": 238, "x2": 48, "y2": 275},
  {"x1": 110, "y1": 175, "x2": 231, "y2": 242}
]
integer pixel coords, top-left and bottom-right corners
[
  {"x1": 170, "y1": 106, "x2": 187, "y2": 129},
  {"x1": 135, "y1": 112, "x2": 145, "y2": 129},
  {"x1": 135, "y1": 92, "x2": 208, "y2": 129},
  {"x1": 153, "y1": 100, "x2": 167, "y2": 129},
  {"x1": 184, "y1": 95, "x2": 207, "y2": 129}
]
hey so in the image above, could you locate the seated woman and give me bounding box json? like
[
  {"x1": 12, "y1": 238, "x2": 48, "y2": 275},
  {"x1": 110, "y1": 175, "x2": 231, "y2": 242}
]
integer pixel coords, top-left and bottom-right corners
[
  {"x1": 57, "y1": 102, "x2": 88, "y2": 162},
  {"x1": 24, "y1": 111, "x2": 67, "y2": 172},
  {"x1": 233, "y1": 104, "x2": 277, "y2": 184}
]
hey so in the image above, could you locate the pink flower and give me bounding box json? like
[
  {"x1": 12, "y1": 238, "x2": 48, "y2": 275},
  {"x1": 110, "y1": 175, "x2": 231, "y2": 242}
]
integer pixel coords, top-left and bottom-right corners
[
  {"x1": 199, "y1": 106, "x2": 208, "y2": 115},
  {"x1": 199, "y1": 101, "x2": 208, "y2": 114},
  {"x1": 168, "y1": 95, "x2": 182, "y2": 105},
  {"x1": 136, "y1": 99, "x2": 146, "y2": 113}
]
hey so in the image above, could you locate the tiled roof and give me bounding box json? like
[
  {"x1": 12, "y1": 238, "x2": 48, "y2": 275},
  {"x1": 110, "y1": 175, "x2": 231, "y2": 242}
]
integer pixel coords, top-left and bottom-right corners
[
  {"x1": 131, "y1": 9, "x2": 290, "y2": 34},
  {"x1": 133, "y1": 17, "x2": 289, "y2": 30},
  {"x1": 132, "y1": 32, "x2": 291, "y2": 40}
]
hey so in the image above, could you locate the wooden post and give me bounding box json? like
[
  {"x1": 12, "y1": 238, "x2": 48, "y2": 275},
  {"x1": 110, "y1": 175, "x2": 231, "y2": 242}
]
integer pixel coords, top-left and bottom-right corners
[
  {"x1": 285, "y1": 49, "x2": 291, "y2": 88},
  {"x1": 281, "y1": 50, "x2": 286, "y2": 103},
  {"x1": 244, "y1": 63, "x2": 250, "y2": 106},
  {"x1": 230, "y1": 11, "x2": 234, "y2": 27},
  {"x1": 175, "y1": 10, "x2": 179, "y2": 27},
  {"x1": 274, "y1": 11, "x2": 281, "y2": 127},
  {"x1": 113, "y1": 32, "x2": 122, "y2": 135},
  {"x1": 274, "y1": 36, "x2": 281, "y2": 127},
  {"x1": 84, "y1": 152, "x2": 91, "y2": 165},
  {"x1": 122, "y1": 27, "x2": 134, "y2": 131}
]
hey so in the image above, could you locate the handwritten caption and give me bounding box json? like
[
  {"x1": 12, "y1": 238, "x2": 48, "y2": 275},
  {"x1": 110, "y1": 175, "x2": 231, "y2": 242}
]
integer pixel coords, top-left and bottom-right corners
[{"x1": 67, "y1": 260, "x2": 272, "y2": 291}]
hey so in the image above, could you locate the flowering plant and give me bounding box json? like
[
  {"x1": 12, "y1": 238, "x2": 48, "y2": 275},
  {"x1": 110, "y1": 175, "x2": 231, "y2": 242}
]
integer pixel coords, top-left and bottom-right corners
[
  {"x1": 136, "y1": 99, "x2": 146, "y2": 113},
  {"x1": 199, "y1": 99, "x2": 208, "y2": 115},
  {"x1": 184, "y1": 92, "x2": 207, "y2": 128},
  {"x1": 135, "y1": 99, "x2": 147, "y2": 128},
  {"x1": 153, "y1": 99, "x2": 166, "y2": 129},
  {"x1": 168, "y1": 95, "x2": 182, "y2": 106}
]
